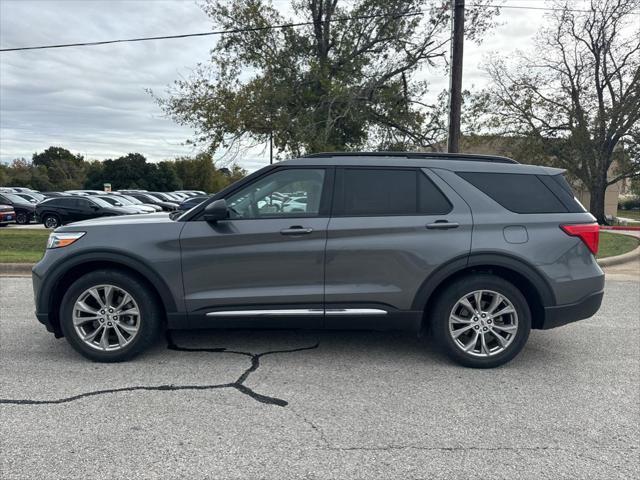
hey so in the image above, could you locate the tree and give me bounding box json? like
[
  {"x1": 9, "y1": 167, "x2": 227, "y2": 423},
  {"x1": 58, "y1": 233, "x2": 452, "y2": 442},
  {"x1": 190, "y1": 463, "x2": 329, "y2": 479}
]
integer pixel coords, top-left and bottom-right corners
[
  {"x1": 172, "y1": 152, "x2": 248, "y2": 192},
  {"x1": 154, "y1": 0, "x2": 499, "y2": 158},
  {"x1": 83, "y1": 153, "x2": 180, "y2": 191},
  {"x1": 32, "y1": 146, "x2": 86, "y2": 190},
  {"x1": 477, "y1": 0, "x2": 640, "y2": 223}
]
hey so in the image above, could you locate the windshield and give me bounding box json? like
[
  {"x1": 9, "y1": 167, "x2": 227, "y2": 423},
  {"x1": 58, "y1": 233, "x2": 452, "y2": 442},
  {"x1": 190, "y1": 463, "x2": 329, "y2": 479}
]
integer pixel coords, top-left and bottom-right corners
[
  {"x1": 89, "y1": 197, "x2": 112, "y2": 208},
  {"x1": 110, "y1": 195, "x2": 133, "y2": 205},
  {"x1": 3, "y1": 193, "x2": 29, "y2": 204},
  {"x1": 121, "y1": 195, "x2": 142, "y2": 205},
  {"x1": 96, "y1": 196, "x2": 120, "y2": 206}
]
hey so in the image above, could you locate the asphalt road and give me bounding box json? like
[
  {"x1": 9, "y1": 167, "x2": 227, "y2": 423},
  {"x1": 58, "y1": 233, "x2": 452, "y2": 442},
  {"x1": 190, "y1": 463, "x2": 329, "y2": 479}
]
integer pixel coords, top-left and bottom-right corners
[{"x1": 1, "y1": 275, "x2": 638, "y2": 479}]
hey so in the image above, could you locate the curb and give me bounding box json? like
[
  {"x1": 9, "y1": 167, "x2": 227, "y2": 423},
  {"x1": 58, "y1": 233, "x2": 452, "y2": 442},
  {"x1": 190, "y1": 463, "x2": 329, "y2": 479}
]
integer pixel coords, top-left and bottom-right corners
[
  {"x1": 598, "y1": 243, "x2": 640, "y2": 267},
  {"x1": 0, "y1": 263, "x2": 34, "y2": 276},
  {"x1": 601, "y1": 225, "x2": 640, "y2": 231}
]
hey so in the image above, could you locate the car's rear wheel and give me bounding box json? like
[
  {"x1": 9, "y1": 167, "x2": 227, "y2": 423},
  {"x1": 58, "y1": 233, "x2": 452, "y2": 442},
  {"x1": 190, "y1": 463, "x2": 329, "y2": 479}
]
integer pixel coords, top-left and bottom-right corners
[
  {"x1": 42, "y1": 214, "x2": 61, "y2": 229},
  {"x1": 59, "y1": 269, "x2": 162, "y2": 362},
  {"x1": 431, "y1": 274, "x2": 531, "y2": 368}
]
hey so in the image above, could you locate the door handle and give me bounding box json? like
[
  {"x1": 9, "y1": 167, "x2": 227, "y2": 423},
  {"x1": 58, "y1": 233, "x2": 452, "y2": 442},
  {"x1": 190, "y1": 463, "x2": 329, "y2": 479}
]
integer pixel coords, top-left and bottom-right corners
[
  {"x1": 280, "y1": 226, "x2": 314, "y2": 235},
  {"x1": 426, "y1": 220, "x2": 459, "y2": 230}
]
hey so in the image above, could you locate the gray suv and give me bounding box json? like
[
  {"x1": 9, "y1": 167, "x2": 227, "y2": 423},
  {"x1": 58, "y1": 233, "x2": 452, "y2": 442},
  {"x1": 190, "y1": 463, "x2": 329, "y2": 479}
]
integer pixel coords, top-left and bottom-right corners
[{"x1": 32, "y1": 153, "x2": 604, "y2": 368}]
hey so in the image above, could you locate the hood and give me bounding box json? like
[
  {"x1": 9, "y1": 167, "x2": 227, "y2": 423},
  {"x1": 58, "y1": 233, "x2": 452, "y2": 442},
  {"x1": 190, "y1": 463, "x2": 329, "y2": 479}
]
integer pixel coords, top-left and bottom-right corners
[
  {"x1": 13, "y1": 201, "x2": 35, "y2": 211},
  {"x1": 60, "y1": 212, "x2": 173, "y2": 229}
]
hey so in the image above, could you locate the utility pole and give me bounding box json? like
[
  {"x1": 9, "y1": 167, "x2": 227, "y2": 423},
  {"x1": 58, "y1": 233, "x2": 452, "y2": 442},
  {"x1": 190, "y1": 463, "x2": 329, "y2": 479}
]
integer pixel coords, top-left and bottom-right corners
[
  {"x1": 269, "y1": 131, "x2": 273, "y2": 164},
  {"x1": 447, "y1": 0, "x2": 465, "y2": 153}
]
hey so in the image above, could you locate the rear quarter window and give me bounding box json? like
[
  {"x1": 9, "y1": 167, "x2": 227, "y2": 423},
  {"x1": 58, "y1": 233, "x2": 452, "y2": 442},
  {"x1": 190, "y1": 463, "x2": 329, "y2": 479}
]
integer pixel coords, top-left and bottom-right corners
[{"x1": 457, "y1": 172, "x2": 570, "y2": 214}]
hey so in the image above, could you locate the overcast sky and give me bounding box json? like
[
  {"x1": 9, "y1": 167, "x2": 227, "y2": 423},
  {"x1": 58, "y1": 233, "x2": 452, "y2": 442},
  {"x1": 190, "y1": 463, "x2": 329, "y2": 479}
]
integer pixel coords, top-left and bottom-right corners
[{"x1": 0, "y1": 0, "x2": 558, "y2": 171}]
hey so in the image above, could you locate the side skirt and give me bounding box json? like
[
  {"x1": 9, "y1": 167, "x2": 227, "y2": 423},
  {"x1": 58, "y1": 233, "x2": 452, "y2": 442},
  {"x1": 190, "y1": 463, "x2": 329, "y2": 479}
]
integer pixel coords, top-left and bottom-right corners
[{"x1": 167, "y1": 309, "x2": 423, "y2": 332}]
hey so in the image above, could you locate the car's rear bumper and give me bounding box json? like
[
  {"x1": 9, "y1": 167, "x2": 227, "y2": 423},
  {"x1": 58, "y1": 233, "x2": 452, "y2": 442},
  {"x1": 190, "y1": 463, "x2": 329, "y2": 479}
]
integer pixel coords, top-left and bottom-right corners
[{"x1": 541, "y1": 289, "x2": 604, "y2": 329}]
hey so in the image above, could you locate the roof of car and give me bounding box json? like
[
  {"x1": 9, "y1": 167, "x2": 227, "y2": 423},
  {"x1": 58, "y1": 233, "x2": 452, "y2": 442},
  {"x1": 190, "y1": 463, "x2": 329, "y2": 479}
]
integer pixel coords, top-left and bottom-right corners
[{"x1": 278, "y1": 152, "x2": 564, "y2": 175}]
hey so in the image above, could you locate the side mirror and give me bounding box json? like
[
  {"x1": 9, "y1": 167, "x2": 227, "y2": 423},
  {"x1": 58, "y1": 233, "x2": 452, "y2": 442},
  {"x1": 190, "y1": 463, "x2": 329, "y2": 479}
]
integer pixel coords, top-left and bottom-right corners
[
  {"x1": 203, "y1": 199, "x2": 229, "y2": 222},
  {"x1": 91, "y1": 205, "x2": 99, "y2": 210}
]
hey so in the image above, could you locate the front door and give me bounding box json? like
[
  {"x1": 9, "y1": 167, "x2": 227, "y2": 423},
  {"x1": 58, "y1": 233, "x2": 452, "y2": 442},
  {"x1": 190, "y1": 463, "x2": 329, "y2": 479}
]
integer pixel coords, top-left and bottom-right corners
[{"x1": 180, "y1": 167, "x2": 332, "y2": 327}]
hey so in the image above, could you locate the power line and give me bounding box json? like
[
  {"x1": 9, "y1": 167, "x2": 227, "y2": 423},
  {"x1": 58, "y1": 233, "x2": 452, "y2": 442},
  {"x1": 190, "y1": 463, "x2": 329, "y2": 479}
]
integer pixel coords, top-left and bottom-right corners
[
  {"x1": 481, "y1": 1, "x2": 640, "y2": 14},
  {"x1": 0, "y1": 10, "x2": 425, "y2": 53},
  {"x1": 2, "y1": 4, "x2": 637, "y2": 53}
]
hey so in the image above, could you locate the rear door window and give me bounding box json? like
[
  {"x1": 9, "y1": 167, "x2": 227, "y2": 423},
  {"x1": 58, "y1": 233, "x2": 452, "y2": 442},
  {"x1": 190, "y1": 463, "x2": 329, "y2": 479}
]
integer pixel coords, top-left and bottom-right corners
[{"x1": 334, "y1": 168, "x2": 451, "y2": 216}]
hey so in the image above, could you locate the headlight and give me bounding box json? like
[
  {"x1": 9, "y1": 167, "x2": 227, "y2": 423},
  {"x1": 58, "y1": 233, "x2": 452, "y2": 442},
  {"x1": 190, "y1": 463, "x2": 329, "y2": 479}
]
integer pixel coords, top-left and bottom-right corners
[{"x1": 46, "y1": 232, "x2": 86, "y2": 249}]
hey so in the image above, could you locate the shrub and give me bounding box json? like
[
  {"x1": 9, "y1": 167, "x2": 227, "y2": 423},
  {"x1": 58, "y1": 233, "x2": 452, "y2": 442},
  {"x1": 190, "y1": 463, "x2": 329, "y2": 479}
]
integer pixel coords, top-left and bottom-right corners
[{"x1": 618, "y1": 194, "x2": 640, "y2": 210}]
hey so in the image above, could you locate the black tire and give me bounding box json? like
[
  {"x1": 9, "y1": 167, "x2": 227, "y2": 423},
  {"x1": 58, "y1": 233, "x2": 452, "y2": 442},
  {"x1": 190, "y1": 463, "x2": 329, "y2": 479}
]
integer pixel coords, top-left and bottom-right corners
[
  {"x1": 42, "y1": 214, "x2": 61, "y2": 229},
  {"x1": 59, "y1": 269, "x2": 163, "y2": 362},
  {"x1": 431, "y1": 274, "x2": 531, "y2": 368},
  {"x1": 0, "y1": 223, "x2": 7, "y2": 227},
  {"x1": 15, "y1": 211, "x2": 29, "y2": 225}
]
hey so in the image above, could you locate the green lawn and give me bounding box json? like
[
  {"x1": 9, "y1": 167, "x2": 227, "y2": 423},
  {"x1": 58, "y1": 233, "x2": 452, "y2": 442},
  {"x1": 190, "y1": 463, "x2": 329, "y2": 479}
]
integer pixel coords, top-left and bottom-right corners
[
  {"x1": 0, "y1": 227, "x2": 637, "y2": 263},
  {"x1": 0, "y1": 229, "x2": 50, "y2": 263},
  {"x1": 617, "y1": 209, "x2": 640, "y2": 221},
  {"x1": 597, "y1": 231, "x2": 639, "y2": 259}
]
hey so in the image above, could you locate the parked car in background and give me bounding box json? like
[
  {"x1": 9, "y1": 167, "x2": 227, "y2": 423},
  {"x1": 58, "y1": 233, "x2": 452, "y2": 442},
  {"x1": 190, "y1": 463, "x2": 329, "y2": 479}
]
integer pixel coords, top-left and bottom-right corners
[
  {"x1": 0, "y1": 193, "x2": 36, "y2": 224},
  {"x1": 95, "y1": 195, "x2": 154, "y2": 214},
  {"x1": 41, "y1": 192, "x2": 71, "y2": 198},
  {"x1": 113, "y1": 194, "x2": 163, "y2": 212},
  {"x1": 122, "y1": 192, "x2": 178, "y2": 211},
  {"x1": 148, "y1": 192, "x2": 183, "y2": 204},
  {"x1": 0, "y1": 187, "x2": 18, "y2": 193},
  {"x1": 0, "y1": 204, "x2": 16, "y2": 226},
  {"x1": 8, "y1": 187, "x2": 39, "y2": 193},
  {"x1": 14, "y1": 192, "x2": 46, "y2": 204},
  {"x1": 36, "y1": 196, "x2": 131, "y2": 228},
  {"x1": 175, "y1": 190, "x2": 206, "y2": 197},
  {"x1": 177, "y1": 195, "x2": 210, "y2": 211},
  {"x1": 65, "y1": 190, "x2": 104, "y2": 196},
  {"x1": 281, "y1": 196, "x2": 308, "y2": 213}
]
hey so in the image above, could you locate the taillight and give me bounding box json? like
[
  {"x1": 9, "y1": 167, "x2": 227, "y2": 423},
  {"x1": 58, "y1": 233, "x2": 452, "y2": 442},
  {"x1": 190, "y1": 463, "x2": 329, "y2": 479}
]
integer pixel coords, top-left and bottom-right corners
[{"x1": 561, "y1": 223, "x2": 599, "y2": 255}]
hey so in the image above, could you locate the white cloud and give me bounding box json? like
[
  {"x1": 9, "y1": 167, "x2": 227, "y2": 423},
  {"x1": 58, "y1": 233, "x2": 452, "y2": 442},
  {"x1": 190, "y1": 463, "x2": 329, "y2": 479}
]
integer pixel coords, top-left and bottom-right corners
[{"x1": 1, "y1": 0, "x2": 553, "y2": 171}]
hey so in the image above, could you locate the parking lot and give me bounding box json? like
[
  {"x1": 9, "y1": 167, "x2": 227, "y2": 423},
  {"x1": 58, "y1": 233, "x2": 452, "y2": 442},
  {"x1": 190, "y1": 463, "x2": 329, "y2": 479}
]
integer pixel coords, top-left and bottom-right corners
[{"x1": 1, "y1": 272, "x2": 638, "y2": 479}]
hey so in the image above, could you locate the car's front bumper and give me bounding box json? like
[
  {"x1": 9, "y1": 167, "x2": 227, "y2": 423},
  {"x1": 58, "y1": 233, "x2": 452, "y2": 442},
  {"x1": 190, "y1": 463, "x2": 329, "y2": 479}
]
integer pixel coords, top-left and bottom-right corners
[
  {"x1": 541, "y1": 289, "x2": 605, "y2": 329},
  {"x1": 0, "y1": 211, "x2": 16, "y2": 223}
]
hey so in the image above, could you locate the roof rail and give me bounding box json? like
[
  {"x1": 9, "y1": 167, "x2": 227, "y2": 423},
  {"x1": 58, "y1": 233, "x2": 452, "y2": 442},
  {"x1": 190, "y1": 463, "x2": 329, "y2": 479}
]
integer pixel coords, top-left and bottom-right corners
[{"x1": 303, "y1": 151, "x2": 519, "y2": 164}]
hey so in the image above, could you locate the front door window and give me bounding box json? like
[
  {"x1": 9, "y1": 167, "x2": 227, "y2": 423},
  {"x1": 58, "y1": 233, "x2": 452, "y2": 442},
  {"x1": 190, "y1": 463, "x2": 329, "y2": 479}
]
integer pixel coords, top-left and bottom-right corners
[{"x1": 226, "y1": 168, "x2": 326, "y2": 219}]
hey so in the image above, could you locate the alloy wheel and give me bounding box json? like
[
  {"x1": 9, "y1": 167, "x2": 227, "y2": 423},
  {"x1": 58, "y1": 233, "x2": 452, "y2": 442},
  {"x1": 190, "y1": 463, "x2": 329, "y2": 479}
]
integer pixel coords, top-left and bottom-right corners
[
  {"x1": 44, "y1": 216, "x2": 59, "y2": 228},
  {"x1": 448, "y1": 289, "x2": 519, "y2": 357},
  {"x1": 72, "y1": 284, "x2": 141, "y2": 351}
]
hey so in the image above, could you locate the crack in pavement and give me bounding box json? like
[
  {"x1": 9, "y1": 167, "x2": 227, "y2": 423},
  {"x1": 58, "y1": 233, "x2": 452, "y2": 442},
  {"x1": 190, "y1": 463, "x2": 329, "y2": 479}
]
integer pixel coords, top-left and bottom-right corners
[{"x1": 0, "y1": 332, "x2": 319, "y2": 407}]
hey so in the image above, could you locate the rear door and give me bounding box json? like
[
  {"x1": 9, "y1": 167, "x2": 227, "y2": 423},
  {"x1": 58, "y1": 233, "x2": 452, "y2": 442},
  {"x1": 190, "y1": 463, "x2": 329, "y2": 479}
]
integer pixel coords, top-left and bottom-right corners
[{"x1": 324, "y1": 167, "x2": 472, "y2": 326}]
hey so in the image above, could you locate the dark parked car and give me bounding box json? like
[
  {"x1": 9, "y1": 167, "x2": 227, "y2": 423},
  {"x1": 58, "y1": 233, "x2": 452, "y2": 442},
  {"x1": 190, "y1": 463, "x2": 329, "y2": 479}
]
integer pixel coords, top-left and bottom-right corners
[
  {"x1": 33, "y1": 152, "x2": 603, "y2": 367},
  {"x1": 177, "y1": 195, "x2": 210, "y2": 211},
  {"x1": 0, "y1": 193, "x2": 36, "y2": 224},
  {"x1": 122, "y1": 192, "x2": 178, "y2": 211},
  {"x1": 0, "y1": 204, "x2": 16, "y2": 226},
  {"x1": 35, "y1": 196, "x2": 132, "y2": 228},
  {"x1": 14, "y1": 191, "x2": 46, "y2": 204},
  {"x1": 41, "y1": 192, "x2": 71, "y2": 198}
]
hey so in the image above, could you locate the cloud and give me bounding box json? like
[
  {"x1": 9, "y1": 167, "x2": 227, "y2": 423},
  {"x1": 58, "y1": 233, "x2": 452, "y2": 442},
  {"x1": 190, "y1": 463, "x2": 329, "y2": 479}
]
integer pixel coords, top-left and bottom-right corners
[{"x1": 1, "y1": 0, "x2": 548, "y2": 172}]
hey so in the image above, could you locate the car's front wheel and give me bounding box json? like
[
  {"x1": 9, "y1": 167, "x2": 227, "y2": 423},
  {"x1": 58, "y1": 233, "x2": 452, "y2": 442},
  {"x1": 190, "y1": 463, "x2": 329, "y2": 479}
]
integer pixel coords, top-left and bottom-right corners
[
  {"x1": 42, "y1": 214, "x2": 61, "y2": 229},
  {"x1": 431, "y1": 274, "x2": 531, "y2": 368},
  {"x1": 15, "y1": 211, "x2": 29, "y2": 224},
  {"x1": 59, "y1": 269, "x2": 162, "y2": 362}
]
